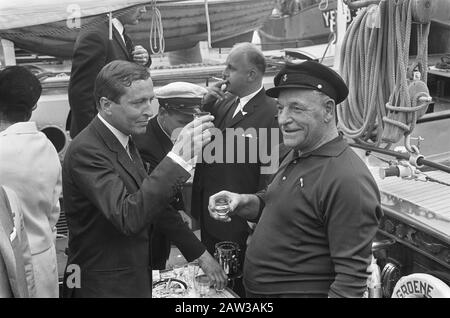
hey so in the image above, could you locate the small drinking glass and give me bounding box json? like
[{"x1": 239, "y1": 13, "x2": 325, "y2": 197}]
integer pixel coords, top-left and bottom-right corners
[
  {"x1": 172, "y1": 263, "x2": 185, "y2": 280},
  {"x1": 194, "y1": 274, "x2": 211, "y2": 298},
  {"x1": 213, "y1": 197, "x2": 231, "y2": 220},
  {"x1": 214, "y1": 280, "x2": 227, "y2": 293},
  {"x1": 193, "y1": 111, "x2": 211, "y2": 119},
  {"x1": 187, "y1": 261, "x2": 199, "y2": 289}
]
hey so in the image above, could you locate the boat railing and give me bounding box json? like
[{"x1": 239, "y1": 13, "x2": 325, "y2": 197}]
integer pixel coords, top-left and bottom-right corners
[{"x1": 343, "y1": 0, "x2": 382, "y2": 10}]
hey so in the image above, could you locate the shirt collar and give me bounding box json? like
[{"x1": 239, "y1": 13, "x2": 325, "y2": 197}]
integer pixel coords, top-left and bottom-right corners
[
  {"x1": 233, "y1": 85, "x2": 263, "y2": 117},
  {"x1": 295, "y1": 135, "x2": 347, "y2": 159},
  {"x1": 98, "y1": 114, "x2": 129, "y2": 150},
  {"x1": 239, "y1": 84, "x2": 263, "y2": 108},
  {"x1": 0, "y1": 121, "x2": 38, "y2": 136},
  {"x1": 112, "y1": 18, "x2": 124, "y2": 36}
]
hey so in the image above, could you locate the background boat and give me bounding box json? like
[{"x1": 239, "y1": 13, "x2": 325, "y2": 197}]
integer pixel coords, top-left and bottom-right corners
[
  {"x1": 259, "y1": 0, "x2": 450, "y2": 54},
  {"x1": 258, "y1": 0, "x2": 344, "y2": 50},
  {"x1": 427, "y1": 0, "x2": 450, "y2": 54},
  {"x1": 0, "y1": 0, "x2": 274, "y2": 59}
]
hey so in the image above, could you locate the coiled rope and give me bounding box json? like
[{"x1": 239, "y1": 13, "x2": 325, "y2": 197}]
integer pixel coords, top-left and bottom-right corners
[
  {"x1": 319, "y1": 0, "x2": 329, "y2": 11},
  {"x1": 338, "y1": 0, "x2": 431, "y2": 153},
  {"x1": 148, "y1": 0, "x2": 165, "y2": 55}
]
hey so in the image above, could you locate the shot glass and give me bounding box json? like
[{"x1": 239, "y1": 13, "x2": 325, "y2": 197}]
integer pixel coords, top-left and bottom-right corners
[
  {"x1": 214, "y1": 281, "x2": 227, "y2": 293},
  {"x1": 187, "y1": 261, "x2": 199, "y2": 290},
  {"x1": 193, "y1": 111, "x2": 211, "y2": 119},
  {"x1": 172, "y1": 263, "x2": 186, "y2": 280},
  {"x1": 194, "y1": 274, "x2": 211, "y2": 298},
  {"x1": 213, "y1": 197, "x2": 231, "y2": 220}
]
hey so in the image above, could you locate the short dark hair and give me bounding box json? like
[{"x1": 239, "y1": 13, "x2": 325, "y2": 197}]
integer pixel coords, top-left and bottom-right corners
[
  {"x1": 94, "y1": 60, "x2": 150, "y2": 109},
  {"x1": 0, "y1": 66, "x2": 42, "y2": 123}
]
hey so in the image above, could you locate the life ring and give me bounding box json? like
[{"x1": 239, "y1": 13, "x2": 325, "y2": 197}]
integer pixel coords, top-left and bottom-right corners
[{"x1": 392, "y1": 273, "x2": 450, "y2": 298}]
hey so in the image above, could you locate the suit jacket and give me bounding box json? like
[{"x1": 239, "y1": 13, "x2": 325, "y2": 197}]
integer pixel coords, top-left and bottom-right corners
[
  {"x1": 192, "y1": 89, "x2": 280, "y2": 248},
  {"x1": 0, "y1": 186, "x2": 36, "y2": 298},
  {"x1": 68, "y1": 22, "x2": 151, "y2": 138},
  {"x1": 0, "y1": 122, "x2": 61, "y2": 256},
  {"x1": 134, "y1": 117, "x2": 205, "y2": 269},
  {"x1": 62, "y1": 116, "x2": 190, "y2": 297}
]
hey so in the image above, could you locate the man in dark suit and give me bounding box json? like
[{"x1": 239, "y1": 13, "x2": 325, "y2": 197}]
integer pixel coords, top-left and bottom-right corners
[
  {"x1": 134, "y1": 82, "x2": 226, "y2": 286},
  {"x1": 62, "y1": 60, "x2": 219, "y2": 297},
  {"x1": 68, "y1": 5, "x2": 151, "y2": 138},
  {"x1": 191, "y1": 43, "x2": 281, "y2": 296}
]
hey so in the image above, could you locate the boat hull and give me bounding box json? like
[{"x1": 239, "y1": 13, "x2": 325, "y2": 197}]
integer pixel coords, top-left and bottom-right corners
[
  {"x1": 0, "y1": 0, "x2": 273, "y2": 58},
  {"x1": 259, "y1": 0, "x2": 450, "y2": 54},
  {"x1": 258, "y1": 0, "x2": 349, "y2": 50}
]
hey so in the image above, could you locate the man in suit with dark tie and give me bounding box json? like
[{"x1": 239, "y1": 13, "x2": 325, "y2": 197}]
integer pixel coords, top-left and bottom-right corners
[
  {"x1": 191, "y1": 42, "x2": 281, "y2": 296},
  {"x1": 62, "y1": 60, "x2": 217, "y2": 297},
  {"x1": 134, "y1": 82, "x2": 227, "y2": 287},
  {"x1": 68, "y1": 5, "x2": 151, "y2": 138}
]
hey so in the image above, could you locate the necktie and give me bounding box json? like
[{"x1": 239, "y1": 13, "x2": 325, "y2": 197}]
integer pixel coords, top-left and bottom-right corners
[
  {"x1": 126, "y1": 140, "x2": 133, "y2": 160},
  {"x1": 224, "y1": 97, "x2": 240, "y2": 126},
  {"x1": 232, "y1": 98, "x2": 242, "y2": 118},
  {"x1": 126, "y1": 137, "x2": 148, "y2": 179},
  {"x1": 122, "y1": 29, "x2": 134, "y2": 56}
]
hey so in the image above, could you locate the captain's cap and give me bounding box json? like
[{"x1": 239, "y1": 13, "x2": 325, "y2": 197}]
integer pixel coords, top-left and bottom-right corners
[
  {"x1": 156, "y1": 82, "x2": 207, "y2": 112},
  {"x1": 266, "y1": 60, "x2": 349, "y2": 104}
]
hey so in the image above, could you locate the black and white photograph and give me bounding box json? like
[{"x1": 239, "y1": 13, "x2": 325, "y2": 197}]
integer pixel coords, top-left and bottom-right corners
[{"x1": 0, "y1": 0, "x2": 449, "y2": 302}]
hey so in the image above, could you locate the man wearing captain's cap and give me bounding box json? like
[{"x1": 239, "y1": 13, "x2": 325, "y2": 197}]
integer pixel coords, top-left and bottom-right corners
[
  {"x1": 208, "y1": 61, "x2": 382, "y2": 297},
  {"x1": 134, "y1": 82, "x2": 227, "y2": 289}
]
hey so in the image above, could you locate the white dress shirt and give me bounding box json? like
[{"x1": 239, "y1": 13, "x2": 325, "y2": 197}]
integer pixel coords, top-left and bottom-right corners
[
  {"x1": 98, "y1": 114, "x2": 130, "y2": 154},
  {"x1": 112, "y1": 18, "x2": 126, "y2": 44},
  {"x1": 232, "y1": 85, "x2": 263, "y2": 118}
]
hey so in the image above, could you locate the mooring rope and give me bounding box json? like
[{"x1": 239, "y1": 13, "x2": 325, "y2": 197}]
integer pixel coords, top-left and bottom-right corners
[
  {"x1": 338, "y1": 0, "x2": 432, "y2": 153},
  {"x1": 204, "y1": 0, "x2": 212, "y2": 49},
  {"x1": 149, "y1": 0, "x2": 165, "y2": 55}
]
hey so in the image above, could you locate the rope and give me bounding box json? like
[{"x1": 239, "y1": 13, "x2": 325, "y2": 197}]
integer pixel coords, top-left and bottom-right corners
[
  {"x1": 108, "y1": 11, "x2": 113, "y2": 40},
  {"x1": 423, "y1": 175, "x2": 450, "y2": 188},
  {"x1": 382, "y1": 0, "x2": 413, "y2": 145},
  {"x1": 338, "y1": 3, "x2": 383, "y2": 144},
  {"x1": 319, "y1": 0, "x2": 329, "y2": 11},
  {"x1": 204, "y1": 0, "x2": 212, "y2": 49},
  {"x1": 338, "y1": 0, "x2": 432, "y2": 153},
  {"x1": 148, "y1": 0, "x2": 165, "y2": 55},
  {"x1": 320, "y1": 31, "x2": 336, "y2": 63}
]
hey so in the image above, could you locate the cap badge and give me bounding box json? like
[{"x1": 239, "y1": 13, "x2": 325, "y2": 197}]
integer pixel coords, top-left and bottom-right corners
[
  {"x1": 282, "y1": 74, "x2": 288, "y2": 82},
  {"x1": 317, "y1": 84, "x2": 322, "y2": 89}
]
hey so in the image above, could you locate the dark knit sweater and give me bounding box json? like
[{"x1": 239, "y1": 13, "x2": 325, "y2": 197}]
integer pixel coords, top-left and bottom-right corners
[{"x1": 244, "y1": 136, "x2": 382, "y2": 297}]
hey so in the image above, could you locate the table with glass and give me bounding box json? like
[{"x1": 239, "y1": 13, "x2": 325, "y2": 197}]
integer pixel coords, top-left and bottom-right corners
[{"x1": 152, "y1": 263, "x2": 238, "y2": 298}]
